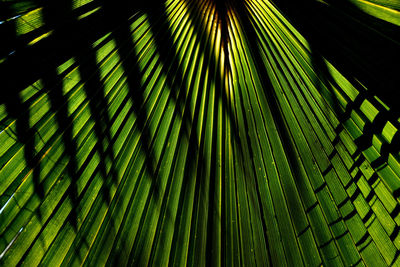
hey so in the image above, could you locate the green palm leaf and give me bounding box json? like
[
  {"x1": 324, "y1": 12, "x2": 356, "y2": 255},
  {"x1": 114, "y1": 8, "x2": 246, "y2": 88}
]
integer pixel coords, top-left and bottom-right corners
[{"x1": 1, "y1": 0, "x2": 400, "y2": 265}]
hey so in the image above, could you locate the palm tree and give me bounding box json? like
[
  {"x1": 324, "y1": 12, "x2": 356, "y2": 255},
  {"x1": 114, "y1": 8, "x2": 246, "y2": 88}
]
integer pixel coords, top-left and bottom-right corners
[{"x1": 0, "y1": 0, "x2": 399, "y2": 265}]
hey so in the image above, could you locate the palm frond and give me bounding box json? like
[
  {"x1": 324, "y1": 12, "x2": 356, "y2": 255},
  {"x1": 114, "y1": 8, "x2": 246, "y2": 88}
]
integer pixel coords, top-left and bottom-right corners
[{"x1": 1, "y1": 0, "x2": 400, "y2": 265}]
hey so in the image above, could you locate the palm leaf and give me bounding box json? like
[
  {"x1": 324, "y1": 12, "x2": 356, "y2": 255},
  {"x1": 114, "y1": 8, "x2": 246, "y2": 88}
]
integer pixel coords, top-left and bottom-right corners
[{"x1": 1, "y1": 0, "x2": 400, "y2": 265}]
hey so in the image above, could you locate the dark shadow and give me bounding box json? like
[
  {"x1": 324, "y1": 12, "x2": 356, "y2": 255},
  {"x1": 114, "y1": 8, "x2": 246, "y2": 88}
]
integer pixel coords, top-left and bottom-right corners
[
  {"x1": 270, "y1": 0, "x2": 400, "y2": 112},
  {"x1": 40, "y1": 0, "x2": 81, "y2": 232},
  {"x1": 101, "y1": 0, "x2": 160, "y2": 207},
  {"x1": 39, "y1": 0, "x2": 132, "y2": 263},
  {"x1": 0, "y1": 2, "x2": 44, "y2": 213},
  {"x1": 0, "y1": 0, "x2": 129, "y2": 264},
  {"x1": 272, "y1": 0, "x2": 400, "y2": 166},
  {"x1": 42, "y1": 69, "x2": 80, "y2": 229}
]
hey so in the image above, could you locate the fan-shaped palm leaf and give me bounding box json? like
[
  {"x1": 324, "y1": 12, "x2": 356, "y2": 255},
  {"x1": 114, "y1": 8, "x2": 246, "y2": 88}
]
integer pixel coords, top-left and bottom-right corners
[{"x1": 1, "y1": 0, "x2": 400, "y2": 265}]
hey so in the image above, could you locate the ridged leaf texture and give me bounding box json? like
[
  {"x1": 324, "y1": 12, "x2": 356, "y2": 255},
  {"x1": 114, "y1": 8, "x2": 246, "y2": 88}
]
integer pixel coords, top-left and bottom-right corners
[{"x1": 1, "y1": 0, "x2": 400, "y2": 265}]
